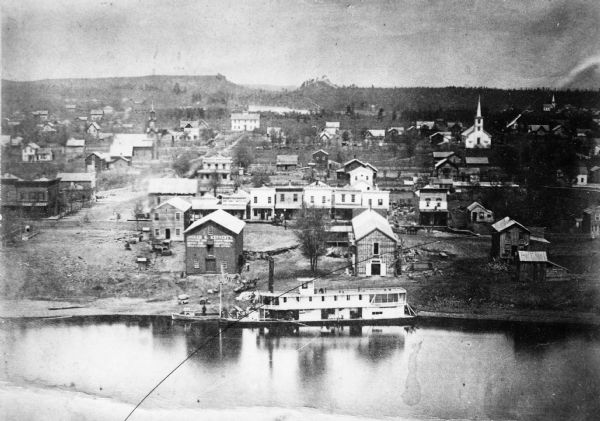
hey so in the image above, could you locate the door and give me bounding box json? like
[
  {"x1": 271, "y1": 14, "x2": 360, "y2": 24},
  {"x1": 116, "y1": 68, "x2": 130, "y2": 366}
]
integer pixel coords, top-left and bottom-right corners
[
  {"x1": 165, "y1": 228, "x2": 171, "y2": 239},
  {"x1": 205, "y1": 258, "x2": 216, "y2": 272},
  {"x1": 371, "y1": 261, "x2": 381, "y2": 275}
]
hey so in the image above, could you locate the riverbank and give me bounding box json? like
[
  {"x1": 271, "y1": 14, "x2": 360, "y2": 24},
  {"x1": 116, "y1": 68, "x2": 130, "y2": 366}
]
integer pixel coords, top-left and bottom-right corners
[{"x1": 2, "y1": 297, "x2": 600, "y2": 327}]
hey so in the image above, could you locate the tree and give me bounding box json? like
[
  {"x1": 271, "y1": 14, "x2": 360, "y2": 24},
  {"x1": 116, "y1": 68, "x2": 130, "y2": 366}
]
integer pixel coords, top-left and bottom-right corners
[
  {"x1": 233, "y1": 143, "x2": 254, "y2": 169},
  {"x1": 251, "y1": 170, "x2": 271, "y2": 187},
  {"x1": 173, "y1": 82, "x2": 182, "y2": 95},
  {"x1": 209, "y1": 169, "x2": 220, "y2": 196},
  {"x1": 295, "y1": 206, "x2": 328, "y2": 272},
  {"x1": 132, "y1": 200, "x2": 145, "y2": 231},
  {"x1": 172, "y1": 154, "x2": 193, "y2": 177}
]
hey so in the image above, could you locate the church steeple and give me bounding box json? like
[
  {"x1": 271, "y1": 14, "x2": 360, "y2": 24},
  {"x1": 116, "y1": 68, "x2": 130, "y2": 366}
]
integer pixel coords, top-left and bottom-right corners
[
  {"x1": 475, "y1": 96, "x2": 483, "y2": 133},
  {"x1": 148, "y1": 101, "x2": 157, "y2": 132}
]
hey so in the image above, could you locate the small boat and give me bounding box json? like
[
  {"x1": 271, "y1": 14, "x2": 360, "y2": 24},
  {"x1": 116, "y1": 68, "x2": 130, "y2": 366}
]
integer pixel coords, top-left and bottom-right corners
[
  {"x1": 171, "y1": 307, "x2": 218, "y2": 321},
  {"x1": 220, "y1": 278, "x2": 417, "y2": 327}
]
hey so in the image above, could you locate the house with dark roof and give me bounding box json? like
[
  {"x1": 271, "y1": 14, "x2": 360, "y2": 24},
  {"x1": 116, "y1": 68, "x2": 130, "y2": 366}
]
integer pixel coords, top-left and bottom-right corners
[
  {"x1": 276, "y1": 155, "x2": 299, "y2": 171},
  {"x1": 582, "y1": 205, "x2": 600, "y2": 238}
]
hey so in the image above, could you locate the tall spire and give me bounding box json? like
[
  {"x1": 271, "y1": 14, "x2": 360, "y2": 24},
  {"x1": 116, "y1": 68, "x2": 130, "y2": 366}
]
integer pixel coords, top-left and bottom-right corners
[
  {"x1": 476, "y1": 96, "x2": 482, "y2": 118},
  {"x1": 551, "y1": 94, "x2": 556, "y2": 105}
]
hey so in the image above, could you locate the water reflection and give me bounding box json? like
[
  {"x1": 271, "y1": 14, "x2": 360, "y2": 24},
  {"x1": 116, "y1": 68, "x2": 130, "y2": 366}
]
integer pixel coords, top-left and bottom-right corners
[{"x1": 0, "y1": 317, "x2": 598, "y2": 421}]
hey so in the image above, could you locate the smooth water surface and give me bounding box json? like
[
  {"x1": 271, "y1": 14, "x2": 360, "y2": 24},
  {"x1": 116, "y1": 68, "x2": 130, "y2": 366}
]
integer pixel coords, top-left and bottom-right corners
[{"x1": 0, "y1": 317, "x2": 599, "y2": 421}]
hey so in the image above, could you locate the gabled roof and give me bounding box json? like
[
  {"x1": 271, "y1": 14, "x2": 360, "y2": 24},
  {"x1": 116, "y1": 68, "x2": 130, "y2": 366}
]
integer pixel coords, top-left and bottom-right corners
[
  {"x1": 110, "y1": 133, "x2": 152, "y2": 157},
  {"x1": 351, "y1": 209, "x2": 396, "y2": 242},
  {"x1": 148, "y1": 178, "x2": 197, "y2": 195},
  {"x1": 528, "y1": 124, "x2": 550, "y2": 132},
  {"x1": 435, "y1": 158, "x2": 458, "y2": 169},
  {"x1": 304, "y1": 180, "x2": 331, "y2": 189},
  {"x1": 87, "y1": 122, "x2": 101, "y2": 130},
  {"x1": 343, "y1": 158, "x2": 378, "y2": 173},
  {"x1": 156, "y1": 196, "x2": 192, "y2": 212},
  {"x1": 465, "y1": 157, "x2": 489, "y2": 165},
  {"x1": 276, "y1": 155, "x2": 298, "y2": 165},
  {"x1": 517, "y1": 251, "x2": 547, "y2": 262},
  {"x1": 313, "y1": 149, "x2": 329, "y2": 156},
  {"x1": 231, "y1": 112, "x2": 259, "y2": 120},
  {"x1": 467, "y1": 201, "x2": 491, "y2": 212},
  {"x1": 366, "y1": 129, "x2": 386, "y2": 137},
  {"x1": 184, "y1": 209, "x2": 245, "y2": 235},
  {"x1": 25, "y1": 142, "x2": 40, "y2": 149},
  {"x1": 57, "y1": 172, "x2": 96, "y2": 185},
  {"x1": 66, "y1": 138, "x2": 85, "y2": 147},
  {"x1": 433, "y1": 151, "x2": 455, "y2": 159},
  {"x1": 491, "y1": 216, "x2": 529, "y2": 233}
]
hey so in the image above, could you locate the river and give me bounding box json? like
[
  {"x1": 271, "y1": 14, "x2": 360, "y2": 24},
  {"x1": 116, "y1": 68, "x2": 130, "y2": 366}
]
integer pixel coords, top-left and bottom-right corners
[{"x1": 0, "y1": 317, "x2": 599, "y2": 421}]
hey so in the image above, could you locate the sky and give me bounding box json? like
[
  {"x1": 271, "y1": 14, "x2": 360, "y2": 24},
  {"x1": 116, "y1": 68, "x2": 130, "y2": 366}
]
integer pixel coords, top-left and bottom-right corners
[{"x1": 2, "y1": 0, "x2": 600, "y2": 88}]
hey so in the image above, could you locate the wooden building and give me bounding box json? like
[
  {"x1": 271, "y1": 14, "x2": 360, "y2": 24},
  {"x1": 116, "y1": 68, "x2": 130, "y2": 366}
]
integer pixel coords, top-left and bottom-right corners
[
  {"x1": 516, "y1": 251, "x2": 547, "y2": 282},
  {"x1": 184, "y1": 209, "x2": 245, "y2": 275},
  {"x1": 85, "y1": 152, "x2": 110, "y2": 172},
  {"x1": 152, "y1": 197, "x2": 192, "y2": 241},
  {"x1": 276, "y1": 155, "x2": 298, "y2": 171},
  {"x1": 415, "y1": 187, "x2": 448, "y2": 226},
  {"x1": 1, "y1": 174, "x2": 60, "y2": 217},
  {"x1": 312, "y1": 149, "x2": 329, "y2": 169},
  {"x1": 148, "y1": 178, "x2": 198, "y2": 207},
  {"x1": 582, "y1": 205, "x2": 600, "y2": 238},
  {"x1": 491, "y1": 217, "x2": 530, "y2": 259},
  {"x1": 350, "y1": 209, "x2": 398, "y2": 276},
  {"x1": 57, "y1": 172, "x2": 96, "y2": 204}
]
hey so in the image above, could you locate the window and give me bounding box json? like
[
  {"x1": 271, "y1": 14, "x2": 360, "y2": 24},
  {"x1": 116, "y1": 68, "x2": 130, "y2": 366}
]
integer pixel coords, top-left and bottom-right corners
[
  {"x1": 366, "y1": 176, "x2": 369, "y2": 180},
  {"x1": 372, "y1": 311, "x2": 383, "y2": 315},
  {"x1": 280, "y1": 194, "x2": 285, "y2": 201},
  {"x1": 176, "y1": 229, "x2": 180, "y2": 236},
  {"x1": 208, "y1": 226, "x2": 214, "y2": 235},
  {"x1": 296, "y1": 297, "x2": 300, "y2": 302},
  {"x1": 155, "y1": 229, "x2": 160, "y2": 236},
  {"x1": 283, "y1": 297, "x2": 287, "y2": 303},
  {"x1": 293, "y1": 193, "x2": 298, "y2": 202},
  {"x1": 254, "y1": 197, "x2": 257, "y2": 204},
  {"x1": 268, "y1": 197, "x2": 272, "y2": 204},
  {"x1": 19, "y1": 192, "x2": 26, "y2": 201},
  {"x1": 341, "y1": 194, "x2": 346, "y2": 202},
  {"x1": 373, "y1": 242, "x2": 379, "y2": 255},
  {"x1": 154, "y1": 213, "x2": 159, "y2": 221},
  {"x1": 368, "y1": 199, "x2": 372, "y2": 207},
  {"x1": 359, "y1": 294, "x2": 362, "y2": 300},
  {"x1": 253, "y1": 209, "x2": 258, "y2": 216},
  {"x1": 347, "y1": 295, "x2": 350, "y2": 300},
  {"x1": 309, "y1": 297, "x2": 312, "y2": 302},
  {"x1": 351, "y1": 194, "x2": 355, "y2": 203},
  {"x1": 322, "y1": 196, "x2": 326, "y2": 204},
  {"x1": 193, "y1": 260, "x2": 200, "y2": 269},
  {"x1": 302, "y1": 282, "x2": 308, "y2": 289},
  {"x1": 175, "y1": 212, "x2": 181, "y2": 221},
  {"x1": 334, "y1": 295, "x2": 337, "y2": 301},
  {"x1": 310, "y1": 196, "x2": 314, "y2": 203},
  {"x1": 477, "y1": 137, "x2": 481, "y2": 144},
  {"x1": 321, "y1": 296, "x2": 325, "y2": 301},
  {"x1": 378, "y1": 199, "x2": 383, "y2": 206},
  {"x1": 425, "y1": 198, "x2": 431, "y2": 207}
]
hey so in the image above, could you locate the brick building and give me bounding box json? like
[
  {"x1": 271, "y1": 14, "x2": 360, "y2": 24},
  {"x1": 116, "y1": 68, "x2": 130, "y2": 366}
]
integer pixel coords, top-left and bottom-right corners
[{"x1": 184, "y1": 209, "x2": 245, "y2": 274}]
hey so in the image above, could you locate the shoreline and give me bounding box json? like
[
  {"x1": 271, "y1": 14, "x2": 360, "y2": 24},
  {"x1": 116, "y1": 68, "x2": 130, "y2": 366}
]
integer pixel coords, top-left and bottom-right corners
[{"x1": 1, "y1": 298, "x2": 599, "y2": 327}]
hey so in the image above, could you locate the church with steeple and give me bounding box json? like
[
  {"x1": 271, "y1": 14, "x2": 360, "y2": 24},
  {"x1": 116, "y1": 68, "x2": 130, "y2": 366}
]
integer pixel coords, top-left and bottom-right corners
[
  {"x1": 146, "y1": 101, "x2": 159, "y2": 140},
  {"x1": 461, "y1": 97, "x2": 491, "y2": 149},
  {"x1": 543, "y1": 95, "x2": 557, "y2": 112}
]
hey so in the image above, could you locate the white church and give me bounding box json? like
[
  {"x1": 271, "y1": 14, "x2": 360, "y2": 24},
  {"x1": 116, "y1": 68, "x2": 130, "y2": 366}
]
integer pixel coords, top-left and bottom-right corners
[{"x1": 461, "y1": 97, "x2": 491, "y2": 149}]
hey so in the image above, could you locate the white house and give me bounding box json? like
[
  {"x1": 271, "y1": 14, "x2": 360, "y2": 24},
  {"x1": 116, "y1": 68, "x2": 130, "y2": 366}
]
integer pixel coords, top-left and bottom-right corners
[
  {"x1": 467, "y1": 201, "x2": 494, "y2": 223},
  {"x1": 249, "y1": 185, "x2": 276, "y2": 220},
  {"x1": 576, "y1": 165, "x2": 588, "y2": 185},
  {"x1": 348, "y1": 164, "x2": 376, "y2": 188},
  {"x1": 324, "y1": 122, "x2": 340, "y2": 135},
  {"x1": 303, "y1": 181, "x2": 333, "y2": 209},
  {"x1": 231, "y1": 112, "x2": 260, "y2": 131},
  {"x1": 461, "y1": 97, "x2": 491, "y2": 148},
  {"x1": 22, "y1": 143, "x2": 40, "y2": 162}
]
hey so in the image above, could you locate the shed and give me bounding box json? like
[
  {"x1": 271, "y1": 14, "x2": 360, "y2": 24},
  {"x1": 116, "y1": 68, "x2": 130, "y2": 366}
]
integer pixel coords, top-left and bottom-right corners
[{"x1": 516, "y1": 251, "x2": 547, "y2": 282}]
